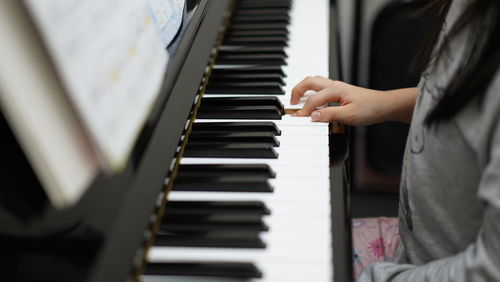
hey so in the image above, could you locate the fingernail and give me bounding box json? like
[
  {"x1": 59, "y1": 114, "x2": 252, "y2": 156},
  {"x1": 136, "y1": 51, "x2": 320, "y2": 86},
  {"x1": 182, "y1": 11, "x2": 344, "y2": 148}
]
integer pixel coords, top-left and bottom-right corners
[
  {"x1": 311, "y1": 111, "x2": 321, "y2": 121},
  {"x1": 291, "y1": 111, "x2": 299, "y2": 117}
]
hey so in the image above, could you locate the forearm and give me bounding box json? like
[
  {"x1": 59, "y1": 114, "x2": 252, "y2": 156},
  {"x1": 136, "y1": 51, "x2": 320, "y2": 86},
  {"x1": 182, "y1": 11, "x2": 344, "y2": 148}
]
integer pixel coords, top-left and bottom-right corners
[
  {"x1": 378, "y1": 87, "x2": 419, "y2": 123},
  {"x1": 290, "y1": 77, "x2": 419, "y2": 125}
]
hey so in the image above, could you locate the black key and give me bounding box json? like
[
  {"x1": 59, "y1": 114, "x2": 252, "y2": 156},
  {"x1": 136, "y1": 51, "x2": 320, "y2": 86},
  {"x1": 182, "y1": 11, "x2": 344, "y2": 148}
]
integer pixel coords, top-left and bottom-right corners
[
  {"x1": 234, "y1": 8, "x2": 290, "y2": 17},
  {"x1": 238, "y1": 0, "x2": 291, "y2": 4},
  {"x1": 184, "y1": 143, "x2": 278, "y2": 158},
  {"x1": 191, "y1": 122, "x2": 281, "y2": 135},
  {"x1": 237, "y1": 0, "x2": 292, "y2": 9},
  {"x1": 218, "y1": 50, "x2": 287, "y2": 58},
  {"x1": 173, "y1": 176, "x2": 274, "y2": 192},
  {"x1": 224, "y1": 34, "x2": 288, "y2": 41},
  {"x1": 205, "y1": 82, "x2": 284, "y2": 95},
  {"x1": 231, "y1": 14, "x2": 290, "y2": 24},
  {"x1": 207, "y1": 81, "x2": 284, "y2": 88},
  {"x1": 154, "y1": 232, "x2": 266, "y2": 248},
  {"x1": 165, "y1": 200, "x2": 271, "y2": 216},
  {"x1": 161, "y1": 215, "x2": 269, "y2": 232},
  {"x1": 223, "y1": 35, "x2": 288, "y2": 46},
  {"x1": 177, "y1": 164, "x2": 275, "y2": 178},
  {"x1": 197, "y1": 105, "x2": 282, "y2": 120},
  {"x1": 144, "y1": 262, "x2": 262, "y2": 278},
  {"x1": 216, "y1": 53, "x2": 286, "y2": 66},
  {"x1": 209, "y1": 72, "x2": 285, "y2": 84},
  {"x1": 229, "y1": 22, "x2": 289, "y2": 31},
  {"x1": 212, "y1": 65, "x2": 285, "y2": 77},
  {"x1": 201, "y1": 97, "x2": 284, "y2": 111},
  {"x1": 218, "y1": 45, "x2": 287, "y2": 56},
  {"x1": 188, "y1": 132, "x2": 280, "y2": 147},
  {"x1": 226, "y1": 29, "x2": 289, "y2": 37},
  {"x1": 164, "y1": 213, "x2": 264, "y2": 223}
]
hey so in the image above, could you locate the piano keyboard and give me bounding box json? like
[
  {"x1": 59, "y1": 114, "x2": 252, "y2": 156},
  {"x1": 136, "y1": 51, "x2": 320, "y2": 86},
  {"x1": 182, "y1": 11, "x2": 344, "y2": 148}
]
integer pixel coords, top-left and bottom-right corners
[{"x1": 143, "y1": 0, "x2": 332, "y2": 281}]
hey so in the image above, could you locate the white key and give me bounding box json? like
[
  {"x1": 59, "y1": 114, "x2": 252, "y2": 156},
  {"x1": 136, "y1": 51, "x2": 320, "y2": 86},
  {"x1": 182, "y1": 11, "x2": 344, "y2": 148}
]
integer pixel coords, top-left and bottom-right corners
[
  {"x1": 274, "y1": 144, "x2": 328, "y2": 156},
  {"x1": 167, "y1": 182, "x2": 330, "y2": 203},
  {"x1": 276, "y1": 135, "x2": 328, "y2": 145},
  {"x1": 180, "y1": 156, "x2": 327, "y2": 165},
  {"x1": 195, "y1": 116, "x2": 328, "y2": 127},
  {"x1": 143, "y1": 263, "x2": 331, "y2": 282},
  {"x1": 194, "y1": 120, "x2": 330, "y2": 136},
  {"x1": 180, "y1": 159, "x2": 329, "y2": 179},
  {"x1": 281, "y1": 0, "x2": 329, "y2": 109},
  {"x1": 148, "y1": 245, "x2": 329, "y2": 264}
]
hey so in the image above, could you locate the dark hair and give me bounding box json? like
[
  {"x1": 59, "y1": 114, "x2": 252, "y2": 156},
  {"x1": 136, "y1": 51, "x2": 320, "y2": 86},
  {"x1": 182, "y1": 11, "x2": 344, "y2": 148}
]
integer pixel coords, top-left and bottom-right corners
[{"x1": 418, "y1": 0, "x2": 500, "y2": 126}]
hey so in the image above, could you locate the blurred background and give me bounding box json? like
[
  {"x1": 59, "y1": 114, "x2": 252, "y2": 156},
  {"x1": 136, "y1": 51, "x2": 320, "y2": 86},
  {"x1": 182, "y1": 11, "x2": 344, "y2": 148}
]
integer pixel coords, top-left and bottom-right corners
[{"x1": 336, "y1": 0, "x2": 433, "y2": 218}]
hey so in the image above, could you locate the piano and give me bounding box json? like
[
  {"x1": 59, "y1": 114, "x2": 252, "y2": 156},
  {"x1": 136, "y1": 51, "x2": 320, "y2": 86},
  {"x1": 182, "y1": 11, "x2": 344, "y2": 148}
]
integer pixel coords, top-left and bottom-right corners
[{"x1": 0, "y1": 0, "x2": 352, "y2": 281}]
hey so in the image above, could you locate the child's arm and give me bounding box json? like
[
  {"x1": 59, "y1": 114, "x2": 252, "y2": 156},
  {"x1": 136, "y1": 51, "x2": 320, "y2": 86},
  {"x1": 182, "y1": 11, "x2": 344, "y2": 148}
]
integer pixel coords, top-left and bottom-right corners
[{"x1": 291, "y1": 76, "x2": 418, "y2": 125}]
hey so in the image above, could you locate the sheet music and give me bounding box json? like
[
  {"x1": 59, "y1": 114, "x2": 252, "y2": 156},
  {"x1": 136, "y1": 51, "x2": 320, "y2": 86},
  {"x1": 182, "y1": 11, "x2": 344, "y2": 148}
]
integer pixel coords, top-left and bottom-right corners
[
  {"x1": 149, "y1": 0, "x2": 186, "y2": 46},
  {"x1": 23, "y1": 0, "x2": 169, "y2": 170},
  {"x1": 0, "y1": 0, "x2": 99, "y2": 208}
]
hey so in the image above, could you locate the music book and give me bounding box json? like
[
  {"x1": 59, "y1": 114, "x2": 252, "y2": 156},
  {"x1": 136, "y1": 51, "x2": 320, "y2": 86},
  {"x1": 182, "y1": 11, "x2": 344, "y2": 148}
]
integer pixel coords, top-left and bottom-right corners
[
  {"x1": 0, "y1": 0, "x2": 170, "y2": 208},
  {"x1": 149, "y1": 0, "x2": 186, "y2": 47}
]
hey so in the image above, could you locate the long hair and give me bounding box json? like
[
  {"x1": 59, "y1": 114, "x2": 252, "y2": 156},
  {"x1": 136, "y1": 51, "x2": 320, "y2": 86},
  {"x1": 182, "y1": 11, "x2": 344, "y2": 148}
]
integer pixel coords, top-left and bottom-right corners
[{"x1": 417, "y1": 0, "x2": 500, "y2": 126}]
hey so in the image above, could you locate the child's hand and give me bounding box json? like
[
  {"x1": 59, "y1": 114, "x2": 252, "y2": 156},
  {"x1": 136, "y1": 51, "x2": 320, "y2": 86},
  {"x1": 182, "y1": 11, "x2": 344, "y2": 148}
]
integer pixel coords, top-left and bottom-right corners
[{"x1": 291, "y1": 76, "x2": 388, "y2": 126}]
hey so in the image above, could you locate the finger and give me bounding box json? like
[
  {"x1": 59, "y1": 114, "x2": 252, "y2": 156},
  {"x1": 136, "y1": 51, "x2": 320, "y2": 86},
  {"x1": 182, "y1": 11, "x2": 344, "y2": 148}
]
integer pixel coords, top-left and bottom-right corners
[
  {"x1": 294, "y1": 85, "x2": 343, "y2": 116},
  {"x1": 290, "y1": 76, "x2": 331, "y2": 104},
  {"x1": 311, "y1": 104, "x2": 355, "y2": 124},
  {"x1": 290, "y1": 76, "x2": 333, "y2": 104}
]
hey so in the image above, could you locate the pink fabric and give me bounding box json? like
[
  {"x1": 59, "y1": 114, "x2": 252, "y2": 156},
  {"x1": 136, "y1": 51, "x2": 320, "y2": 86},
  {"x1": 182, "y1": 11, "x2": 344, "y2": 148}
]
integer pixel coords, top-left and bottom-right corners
[{"x1": 352, "y1": 217, "x2": 400, "y2": 280}]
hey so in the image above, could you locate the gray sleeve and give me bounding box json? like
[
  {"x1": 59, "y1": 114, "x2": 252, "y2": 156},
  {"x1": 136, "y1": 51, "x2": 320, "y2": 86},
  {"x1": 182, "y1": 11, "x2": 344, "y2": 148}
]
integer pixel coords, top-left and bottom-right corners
[{"x1": 357, "y1": 118, "x2": 500, "y2": 282}]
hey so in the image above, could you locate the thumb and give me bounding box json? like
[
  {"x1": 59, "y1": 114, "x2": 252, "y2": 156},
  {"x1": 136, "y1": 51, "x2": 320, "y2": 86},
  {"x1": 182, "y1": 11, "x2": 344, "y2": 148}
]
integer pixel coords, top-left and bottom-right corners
[{"x1": 311, "y1": 105, "x2": 353, "y2": 124}]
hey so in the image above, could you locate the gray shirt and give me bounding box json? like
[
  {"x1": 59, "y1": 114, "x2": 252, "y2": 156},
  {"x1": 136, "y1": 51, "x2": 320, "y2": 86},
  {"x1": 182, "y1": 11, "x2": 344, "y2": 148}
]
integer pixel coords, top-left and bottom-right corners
[{"x1": 358, "y1": 1, "x2": 500, "y2": 281}]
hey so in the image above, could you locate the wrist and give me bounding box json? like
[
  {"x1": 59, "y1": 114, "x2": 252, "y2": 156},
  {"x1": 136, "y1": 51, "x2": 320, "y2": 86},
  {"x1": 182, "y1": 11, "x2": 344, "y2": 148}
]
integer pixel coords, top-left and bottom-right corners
[
  {"x1": 379, "y1": 88, "x2": 418, "y2": 123},
  {"x1": 385, "y1": 87, "x2": 418, "y2": 123},
  {"x1": 373, "y1": 90, "x2": 397, "y2": 123}
]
